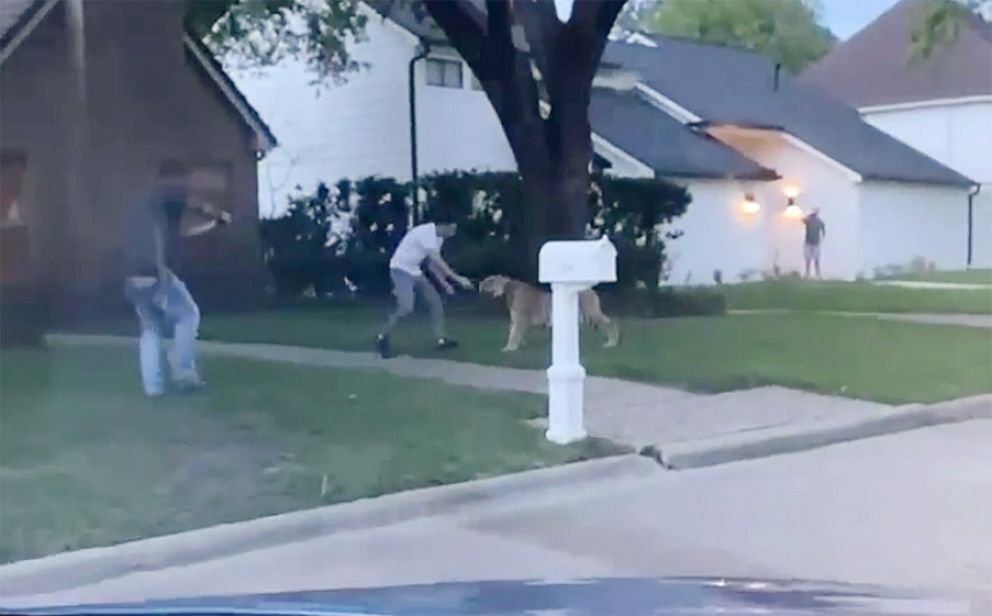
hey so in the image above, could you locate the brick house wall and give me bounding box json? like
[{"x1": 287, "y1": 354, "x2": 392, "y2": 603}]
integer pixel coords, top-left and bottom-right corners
[{"x1": 0, "y1": 0, "x2": 267, "y2": 331}]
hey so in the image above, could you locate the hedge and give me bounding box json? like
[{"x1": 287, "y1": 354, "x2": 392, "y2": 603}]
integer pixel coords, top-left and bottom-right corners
[{"x1": 259, "y1": 171, "x2": 691, "y2": 298}]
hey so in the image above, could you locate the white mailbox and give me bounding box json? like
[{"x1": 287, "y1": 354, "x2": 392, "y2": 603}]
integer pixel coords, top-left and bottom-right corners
[
  {"x1": 539, "y1": 236, "x2": 617, "y2": 285},
  {"x1": 537, "y1": 236, "x2": 618, "y2": 444}
]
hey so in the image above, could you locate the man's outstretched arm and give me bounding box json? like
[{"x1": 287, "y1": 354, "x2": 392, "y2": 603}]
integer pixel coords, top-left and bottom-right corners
[{"x1": 428, "y1": 252, "x2": 474, "y2": 289}]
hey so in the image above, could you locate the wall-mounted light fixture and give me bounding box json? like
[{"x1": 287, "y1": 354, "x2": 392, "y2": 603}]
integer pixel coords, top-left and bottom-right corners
[
  {"x1": 741, "y1": 193, "x2": 760, "y2": 215},
  {"x1": 782, "y1": 184, "x2": 803, "y2": 218}
]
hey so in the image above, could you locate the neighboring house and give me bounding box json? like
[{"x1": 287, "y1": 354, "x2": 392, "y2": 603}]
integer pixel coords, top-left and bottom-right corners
[
  {"x1": 801, "y1": 0, "x2": 992, "y2": 269},
  {"x1": 0, "y1": 0, "x2": 276, "y2": 334},
  {"x1": 234, "y1": 0, "x2": 974, "y2": 284}
]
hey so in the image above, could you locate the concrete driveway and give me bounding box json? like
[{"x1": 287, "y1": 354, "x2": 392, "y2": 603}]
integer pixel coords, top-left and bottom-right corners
[{"x1": 5, "y1": 420, "x2": 991, "y2": 609}]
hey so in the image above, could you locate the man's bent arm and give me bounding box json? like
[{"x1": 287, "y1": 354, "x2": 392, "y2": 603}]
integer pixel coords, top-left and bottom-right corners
[
  {"x1": 428, "y1": 252, "x2": 459, "y2": 280},
  {"x1": 427, "y1": 260, "x2": 455, "y2": 293},
  {"x1": 428, "y1": 252, "x2": 472, "y2": 289}
]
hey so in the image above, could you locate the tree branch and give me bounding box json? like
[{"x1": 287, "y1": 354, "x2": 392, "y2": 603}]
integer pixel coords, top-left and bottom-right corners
[
  {"x1": 572, "y1": 0, "x2": 627, "y2": 71},
  {"x1": 421, "y1": 0, "x2": 487, "y2": 61},
  {"x1": 514, "y1": 0, "x2": 559, "y2": 85},
  {"x1": 424, "y1": 0, "x2": 548, "y2": 170}
]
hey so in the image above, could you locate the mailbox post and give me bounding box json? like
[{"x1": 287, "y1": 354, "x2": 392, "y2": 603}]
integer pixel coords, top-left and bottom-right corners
[{"x1": 538, "y1": 237, "x2": 617, "y2": 444}]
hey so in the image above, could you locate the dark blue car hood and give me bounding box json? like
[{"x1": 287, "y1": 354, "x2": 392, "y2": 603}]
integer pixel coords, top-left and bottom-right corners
[{"x1": 8, "y1": 577, "x2": 974, "y2": 615}]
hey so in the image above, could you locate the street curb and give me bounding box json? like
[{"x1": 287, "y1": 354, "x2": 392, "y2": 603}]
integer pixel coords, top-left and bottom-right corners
[
  {"x1": 0, "y1": 455, "x2": 655, "y2": 598},
  {"x1": 652, "y1": 394, "x2": 992, "y2": 470}
]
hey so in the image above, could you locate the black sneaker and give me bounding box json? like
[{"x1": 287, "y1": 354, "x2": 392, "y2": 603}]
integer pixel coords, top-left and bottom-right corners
[
  {"x1": 436, "y1": 337, "x2": 459, "y2": 351},
  {"x1": 375, "y1": 334, "x2": 393, "y2": 359}
]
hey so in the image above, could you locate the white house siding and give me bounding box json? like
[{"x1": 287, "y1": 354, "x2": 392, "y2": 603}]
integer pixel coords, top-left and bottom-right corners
[
  {"x1": 972, "y1": 191, "x2": 992, "y2": 268},
  {"x1": 589, "y1": 142, "x2": 769, "y2": 285},
  {"x1": 708, "y1": 127, "x2": 862, "y2": 279},
  {"x1": 862, "y1": 99, "x2": 992, "y2": 267},
  {"x1": 415, "y1": 50, "x2": 516, "y2": 176},
  {"x1": 231, "y1": 13, "x2": 416, "y2": 215},
  {"x1": 231, "y1": 12, "x2": 517, "y2": 216},
  {"x1": 857, "y1": 182, "x2": 970, "y2": 274},
  {"x1": 862, "y1": 99, "x2": 992, "y2": 184},
  {"x1": 663, "y1": 179, "x2": 770, "y2": 285}
]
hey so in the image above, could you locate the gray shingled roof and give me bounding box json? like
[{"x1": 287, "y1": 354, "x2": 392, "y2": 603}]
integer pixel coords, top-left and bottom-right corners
[
  {"x1": 605, "y1": 37, "x2": 975, "y2": 186},
  {"x1": 800, "y1": 0, "x2": 992, "y2": 107},
  {"x1": 590, "y1": 89, "x2": 776, "y2": 180}
]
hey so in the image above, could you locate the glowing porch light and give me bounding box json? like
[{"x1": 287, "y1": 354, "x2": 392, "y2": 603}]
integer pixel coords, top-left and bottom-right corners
[
  {"x1": 782, "y1": 184, "x2": 801, "y2": 199},
  {"x1": 740, "y1": 193, "x2": 760, "y2": 215},
  {"x1": 782, "y1": 184, "x2": 803, "y2": 218},
  {"x1": 784, "y1": 203, "x2": 804, "y2": 218}
]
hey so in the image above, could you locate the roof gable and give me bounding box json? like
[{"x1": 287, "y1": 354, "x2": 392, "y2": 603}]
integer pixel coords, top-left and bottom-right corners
[
  {"x1": 799, "y1": 0, "x2": 992, "y2": 107},
  {"x1": 368, "y1": 4, "x2": 970, "y2": 187},
  {"x1": 590, "y1": 89, "x2": 776, "y2": 181},
  {"x1": 605, "y1": 37, "x2": 974, "y2": 187},
  {"x1": 1, "y1": 0, "x2": 276, "y2": 151}
]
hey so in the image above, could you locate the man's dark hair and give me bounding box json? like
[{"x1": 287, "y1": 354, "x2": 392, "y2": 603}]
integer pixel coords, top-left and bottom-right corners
[{"x1": 158, "y1": 160, "x2": 189, "y2": 180}]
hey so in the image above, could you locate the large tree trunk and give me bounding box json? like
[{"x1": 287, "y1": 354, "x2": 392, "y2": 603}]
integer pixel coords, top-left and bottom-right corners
[
  {"x1": 422, "y1": 0, "x2": 623, "y2": 282},
  {"x1": 516, "y1": 148, "x2": 591, "y2": 281}
]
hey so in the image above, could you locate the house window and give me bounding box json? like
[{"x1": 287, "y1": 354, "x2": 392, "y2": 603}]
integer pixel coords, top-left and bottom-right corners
[{"x1": 425, "y1": 58, "x2": 463, "y2": 88}]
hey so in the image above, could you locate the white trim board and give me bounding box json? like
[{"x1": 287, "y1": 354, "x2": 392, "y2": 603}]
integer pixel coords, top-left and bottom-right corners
[
  {"x1": 779, "y1": 132, "x2": 862, "y2": 183},
  {"x1": 0, "y1": 0, "x2": 59, "y2": 64},
  {"x1": 634, "y1": 83, "x2": 702, "y2": 125},
  {"x1": 860, "y1": 95, "x2": 992, "y2": 114},
  {"x1": 623, "y1": 32, "x2": 658, "y2": 48},
  {"x1": 591, "y1": 133, "x2": 655, "y2": 178},
  {"x1": 182, "y1": 33, "x2": 277, "y2": 152},
  {"x1": 708, "y1": 124, "x2": 862, "y2": 183}
]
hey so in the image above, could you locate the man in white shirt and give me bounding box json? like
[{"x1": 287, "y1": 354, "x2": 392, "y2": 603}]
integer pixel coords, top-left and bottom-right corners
[{"x1": 376, "y1": 221, "x2": 474, "y2": 358}]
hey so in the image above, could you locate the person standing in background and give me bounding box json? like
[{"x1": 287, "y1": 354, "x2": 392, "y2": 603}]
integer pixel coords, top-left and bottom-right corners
[{"x1": 803, "y1": 208, "x2": 826, "y2": 279}]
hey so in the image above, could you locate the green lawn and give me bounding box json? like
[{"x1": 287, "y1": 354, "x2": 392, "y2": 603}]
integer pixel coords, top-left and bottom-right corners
[
  {"x1": 722, "y1": 280, "x2": 992, "y2": 314},
  {"x1": 195, "y1": 307, "x2": 992, "y2": 405},
  {"x1": 0, "y1": 346, "x2": 614, "y2": 563},
  {"x1": 882, "y1": 269, "x2": 992, "y2": 285}
]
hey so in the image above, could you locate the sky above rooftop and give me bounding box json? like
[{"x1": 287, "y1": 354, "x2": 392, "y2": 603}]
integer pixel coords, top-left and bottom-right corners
[{"x1": 820, "y1": 0, "x2": 900, "y2": 39}]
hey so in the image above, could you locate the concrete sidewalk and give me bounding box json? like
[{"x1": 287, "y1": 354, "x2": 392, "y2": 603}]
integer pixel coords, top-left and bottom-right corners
[
  {"x1": 874, "y1": 313, "x2": 992, "y2": 328},
  {"x1": 5, "y1": 420, "x2": 989, "y2": 609},
  {"x1": 50, "y1": 334, "x2": 903, "y2": 451},
  {"x1": 730, "y1": 309, "x2": 992, "y2": 329},
  {"x1": 872, "y1": 280, "x2": 991, "y2": 290}
]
